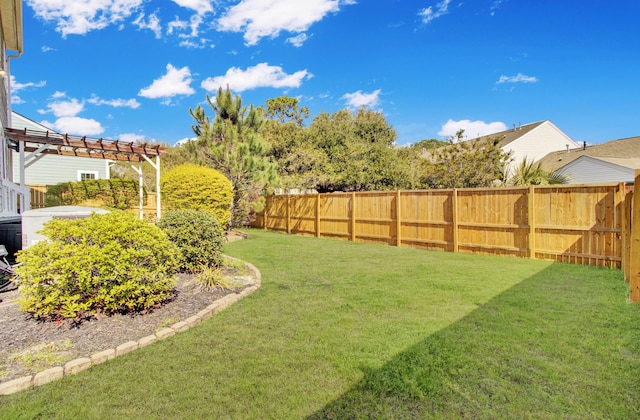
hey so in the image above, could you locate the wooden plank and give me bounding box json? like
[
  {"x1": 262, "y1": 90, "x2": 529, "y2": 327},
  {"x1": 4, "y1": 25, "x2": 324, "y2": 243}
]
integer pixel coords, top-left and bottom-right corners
[
  {"x1": 350, "y1": 192, "x2": 356, "y2": 242},
  {"x1": 630, "y1": 171, "x2": 640, "y2": 302},
  {"x1": 315, "y1": 194, "x2": 321, "y2": 237},
  {"x1": 286, "y1": 195, "x2": 291, "y2": 234},
  {"x1": 396, "y1": 190, "x2": 402, "y2": 247},
  {"x1": 452, "y1": 189, "x2": 458, "y2": 253},
  {"x1": 623, "y1": 190, "x2": 632, "y2": 283},
  {"x1": 617, "y1": 183, "x2": 627, "y2": 280},
  {"x1": 528, "y1": 185, "x2": 536, "y2": 258}
]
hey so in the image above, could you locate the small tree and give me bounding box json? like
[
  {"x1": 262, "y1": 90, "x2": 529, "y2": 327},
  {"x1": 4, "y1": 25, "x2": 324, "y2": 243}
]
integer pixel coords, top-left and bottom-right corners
[
  {"x1": 161, "y1": 164, "x2": 233, "y2": 228},
  {"x1": 421, "y1": 137, "x2": 512, "y2": 189}
]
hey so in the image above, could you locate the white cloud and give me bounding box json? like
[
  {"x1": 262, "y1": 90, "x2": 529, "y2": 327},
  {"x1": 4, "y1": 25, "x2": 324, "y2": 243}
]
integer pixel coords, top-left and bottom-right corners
[
  {"x1": 496, "y1": 73, "x2": 538, "y2": 84},
  {"x1": 138, "y1": 64, "x2": 195, "y2": 99},
  {"x1": 217, "y1": 0, "x2": 345, "y2": 46},
  {"x1": 179, "y1": 39, "x2": 211, "y2": 48},
  {"x1": 183, "y1": 14, "x2": 204, "y2": 38},
  {"x1": 48, "y1": 98, "x2": 84, "y2": 118},
  {"x1": 10, "y1": 76, "x2": 46, "y2": 93},
  {"x1": 342, "y1": 89, "x2": 381, "y2": 109},
  {"x1": 171, "y1": 0, "x2": 214, "y2": 15},
  {"x1": 88, "y1": 95, "x2": 141, "y2": 109},
  {"x1": 41, "y1": 45, "x2": 56, "y2": 52},
  {"x1": 490, "y1": 0, "x2": 505, "y2": 16},
  {"x1": 419, "y1": 0, "x2": 452, "y2": 24},
  {"x1": 167, "y1": 17, "x2": 188, "y2": 34},
  {"x1": 201, "y1": 63, "x2": 311, "y2": 92},
  {"x1": 287, "y1": 33, "x2": 308, "y2": 47},
  {"x1": 47, "y1": 116, "x2": 105, "y2": 136},
  {"x1": 175, "y1": 137, "x2": 196, "y2": 146},
  {"x1": 26, "y1": 0, "x2": 144, "y2": 37},
  {"x1": 119, "y1": 133, "x2": 146, "y2": 143},
  {"x1": 52, "y1": 91, "x2": 66, "y2": 99},
  {"x1": 438, "y1": 119, "x2": 507, "y2": 141},
  {"x1": 133, "y1": 13, "x2": 162, "y2": 39}
]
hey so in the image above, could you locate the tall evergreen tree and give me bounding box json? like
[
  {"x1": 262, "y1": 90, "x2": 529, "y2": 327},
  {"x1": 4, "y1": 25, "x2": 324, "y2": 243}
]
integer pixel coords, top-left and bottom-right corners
[{"x1": 187, "y1": 87, "x2": 277, "y2": 228}]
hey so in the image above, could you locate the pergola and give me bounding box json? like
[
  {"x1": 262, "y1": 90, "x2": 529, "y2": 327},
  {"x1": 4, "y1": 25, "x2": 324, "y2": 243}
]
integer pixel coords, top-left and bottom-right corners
[{"x1": 4, "y1": 127, "x2": 166, "y2": 219}]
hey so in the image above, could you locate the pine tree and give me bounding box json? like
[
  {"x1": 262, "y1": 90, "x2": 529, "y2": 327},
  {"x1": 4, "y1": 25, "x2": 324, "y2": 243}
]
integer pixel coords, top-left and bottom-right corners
[{"x1": 187, "y1": 87, "x2": 277, "y2": 228}]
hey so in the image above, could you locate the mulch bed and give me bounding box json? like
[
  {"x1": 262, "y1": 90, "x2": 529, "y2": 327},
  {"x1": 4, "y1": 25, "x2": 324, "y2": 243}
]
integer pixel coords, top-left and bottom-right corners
[{"x1": 0, "y1": 272, "x2": 247, "y2": 383}]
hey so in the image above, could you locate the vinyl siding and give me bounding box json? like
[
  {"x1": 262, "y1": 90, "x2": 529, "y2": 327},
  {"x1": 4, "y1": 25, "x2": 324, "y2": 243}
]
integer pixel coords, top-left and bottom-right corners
[
  {"x1": 12, "y1": 154, "x2": 108, "y2": 185},
  {"x1": 560, "y1": 156, "x2": 635, "y2": 184}
]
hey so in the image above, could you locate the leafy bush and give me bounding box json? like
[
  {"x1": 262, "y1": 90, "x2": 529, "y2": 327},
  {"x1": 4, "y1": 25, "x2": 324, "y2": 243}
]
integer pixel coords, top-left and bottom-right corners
[
  {"x1": 14, "y1": 212, "x2": 181, "y2": 321},
  {"x1": 161, "y1": 164, "x2": 233, "y2": 228},
  {"x1": 157, "y1": 209, "x2": 225, "y2": 273},
  {"x1": 45, "y1": 178, "x2": 142, "y2": 210}
]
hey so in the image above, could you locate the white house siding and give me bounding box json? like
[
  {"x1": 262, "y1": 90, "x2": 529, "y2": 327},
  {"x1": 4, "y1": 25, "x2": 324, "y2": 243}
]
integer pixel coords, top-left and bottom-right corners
[
  {"x1": 12, "y1": 154, "x2": 109, "y2": 185},
  {"x1": 505, "y1": 121, "x2": 580, "y2": 170},
  {"x1": 559, "y1": 156, "x2": 635, "y2": 184}
]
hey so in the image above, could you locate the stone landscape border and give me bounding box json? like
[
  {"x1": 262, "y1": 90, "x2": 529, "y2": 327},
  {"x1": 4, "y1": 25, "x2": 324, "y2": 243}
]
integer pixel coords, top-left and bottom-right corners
[{"x1": 0, "y1": 256, "x2": 261, "y2": 396}]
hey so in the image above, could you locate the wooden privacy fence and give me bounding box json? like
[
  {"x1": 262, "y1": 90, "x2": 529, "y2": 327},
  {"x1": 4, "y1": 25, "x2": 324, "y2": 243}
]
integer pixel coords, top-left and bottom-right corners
[
  {"x1": 254, "y1": 183, "x2": 628, "y2": 266},
  {"x1": 254, "y1": 176, "x2": 640, "y2": 301}
]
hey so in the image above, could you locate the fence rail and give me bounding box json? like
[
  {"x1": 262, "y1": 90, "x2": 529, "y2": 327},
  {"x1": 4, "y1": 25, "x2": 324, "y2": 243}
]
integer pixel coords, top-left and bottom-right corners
[{"x1": 253, "y1": 183, "x2": 630, "y2": 269}]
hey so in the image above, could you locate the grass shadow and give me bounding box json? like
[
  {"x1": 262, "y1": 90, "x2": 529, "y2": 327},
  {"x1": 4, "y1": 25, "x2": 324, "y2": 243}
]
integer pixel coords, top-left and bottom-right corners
[{"x1": 308, "y1": 262, "x2": 640, "y2": 418}]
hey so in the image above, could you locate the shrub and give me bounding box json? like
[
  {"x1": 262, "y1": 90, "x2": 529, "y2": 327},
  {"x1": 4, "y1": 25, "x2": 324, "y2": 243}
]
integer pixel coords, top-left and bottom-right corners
[
  {"x1": 194, "y1": 266, "x2": 241, "y2": 289},
  {"x1": 161, "y1": 164, "x2": 233, "y2": 228},
  {"x1": 14, "y1": 212, "x2": 181, "y2": 321},
  {"x1": 45, "y1": 178, "x2": 142, "y2": 210},
  {"x1": 157, "y1": 209, "x2": 225, "y2": 272}
]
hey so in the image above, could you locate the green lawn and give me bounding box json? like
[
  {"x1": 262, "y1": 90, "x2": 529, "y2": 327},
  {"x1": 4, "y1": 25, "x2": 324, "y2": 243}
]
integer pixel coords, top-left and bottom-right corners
[{"x1": 1, "y1": 229, "x2": 639, "y2": 418}]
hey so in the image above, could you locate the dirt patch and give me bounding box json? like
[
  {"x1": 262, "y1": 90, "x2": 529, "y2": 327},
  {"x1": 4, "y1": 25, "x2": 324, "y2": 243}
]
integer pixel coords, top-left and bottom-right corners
[{"x1": 0, "y1": 251, "x2": 255, "y2": 383}]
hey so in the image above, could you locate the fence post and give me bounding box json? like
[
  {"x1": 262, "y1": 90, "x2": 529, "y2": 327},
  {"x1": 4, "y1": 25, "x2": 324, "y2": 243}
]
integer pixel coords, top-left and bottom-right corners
[
  {"x1": 263, "y1": 196, "x2": 269, "y2": 230},
  {"x1": 618, "y1": 182, "x2": 627, "y2": 278},
  {"x1": 351, "y1": 192, "x2": 356, "y2": 242},
  {"x1": 452, "y1": 189, "x2": 458, "y2": 253},
  {"x1": 316, "y1": 193, "x2": 321, "y2": 237},
  {"x1": 630, "y1": 171, "x2": 640, "y2": 302},
  {"x1": 286, "y1": 195, "x2": 291, "y2": 234},
  {"x1": 396, "y1": 190, "x2": 402, "y2": 247},
  {"x1": 528, "y1": 185, "x2": 536, "y2": 259}
]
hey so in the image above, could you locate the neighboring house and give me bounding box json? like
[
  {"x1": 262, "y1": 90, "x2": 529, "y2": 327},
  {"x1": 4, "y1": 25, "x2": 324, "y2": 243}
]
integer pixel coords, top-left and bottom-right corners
[
  {"x1": 471, "y1": 120, "x2": 581, "y2": 174},
  {"x1": 538, "y1": 136, "x2": 640, "y2": 184},
  {"x1": 11, "y1": 111, "x2": 110, "y2": 185},
  {"x1": 0, "y1": 0, "x2": 28, "y2": 222}
]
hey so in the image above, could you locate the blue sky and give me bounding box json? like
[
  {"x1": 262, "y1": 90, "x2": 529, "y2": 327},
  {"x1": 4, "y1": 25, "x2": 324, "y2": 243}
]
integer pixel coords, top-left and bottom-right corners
[{"x1": 9, "y1": 0, "x2": 640, "y2": 146}]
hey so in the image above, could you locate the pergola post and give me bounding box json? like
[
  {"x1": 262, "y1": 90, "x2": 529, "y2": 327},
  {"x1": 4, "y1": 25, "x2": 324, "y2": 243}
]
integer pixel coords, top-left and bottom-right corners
[{"x1": 156, "y1": 154, "x2": 161, "y2": 220}]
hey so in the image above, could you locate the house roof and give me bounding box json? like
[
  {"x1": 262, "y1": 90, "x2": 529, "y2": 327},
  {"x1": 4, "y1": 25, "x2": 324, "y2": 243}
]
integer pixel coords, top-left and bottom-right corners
[
  {"x1": 538, "y1": 136, "x2": 640, "y2": 172},
  {"x1": 470, "y1": 120, "x2": 546, "y2": 147},
  {"x1": 1, "y1": 0, "x2": 23, "y2": 53}
]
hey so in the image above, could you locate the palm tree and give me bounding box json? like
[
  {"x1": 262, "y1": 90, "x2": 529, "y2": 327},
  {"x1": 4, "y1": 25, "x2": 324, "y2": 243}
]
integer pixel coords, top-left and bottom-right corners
[{"x1": 508, "y1": 157, "x2": 570, "y2": 186}]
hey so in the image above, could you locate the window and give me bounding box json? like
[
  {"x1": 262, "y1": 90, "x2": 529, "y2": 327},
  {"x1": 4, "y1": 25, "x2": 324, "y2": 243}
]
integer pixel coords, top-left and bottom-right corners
[{"x1": 78, "y1": 171, "x2": 99, "y2": 181}]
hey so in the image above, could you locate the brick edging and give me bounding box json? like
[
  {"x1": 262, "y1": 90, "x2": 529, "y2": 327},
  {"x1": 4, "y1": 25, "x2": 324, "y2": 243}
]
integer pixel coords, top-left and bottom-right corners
[{"x1": 0, "y1": 257, "x2": 261, "y2": 396}]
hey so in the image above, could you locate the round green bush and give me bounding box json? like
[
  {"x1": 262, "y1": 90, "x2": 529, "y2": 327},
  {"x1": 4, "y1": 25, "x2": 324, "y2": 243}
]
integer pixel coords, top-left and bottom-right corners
[
  {"x1": 14, "y1": 212, "x2": 181, "y2": 321},
  {"x1": 161, "y1": 164, "x2": 233, "y2": 228},
  {"x1": 157, "y1": 209, "x2": 225, "y2": 273}
]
